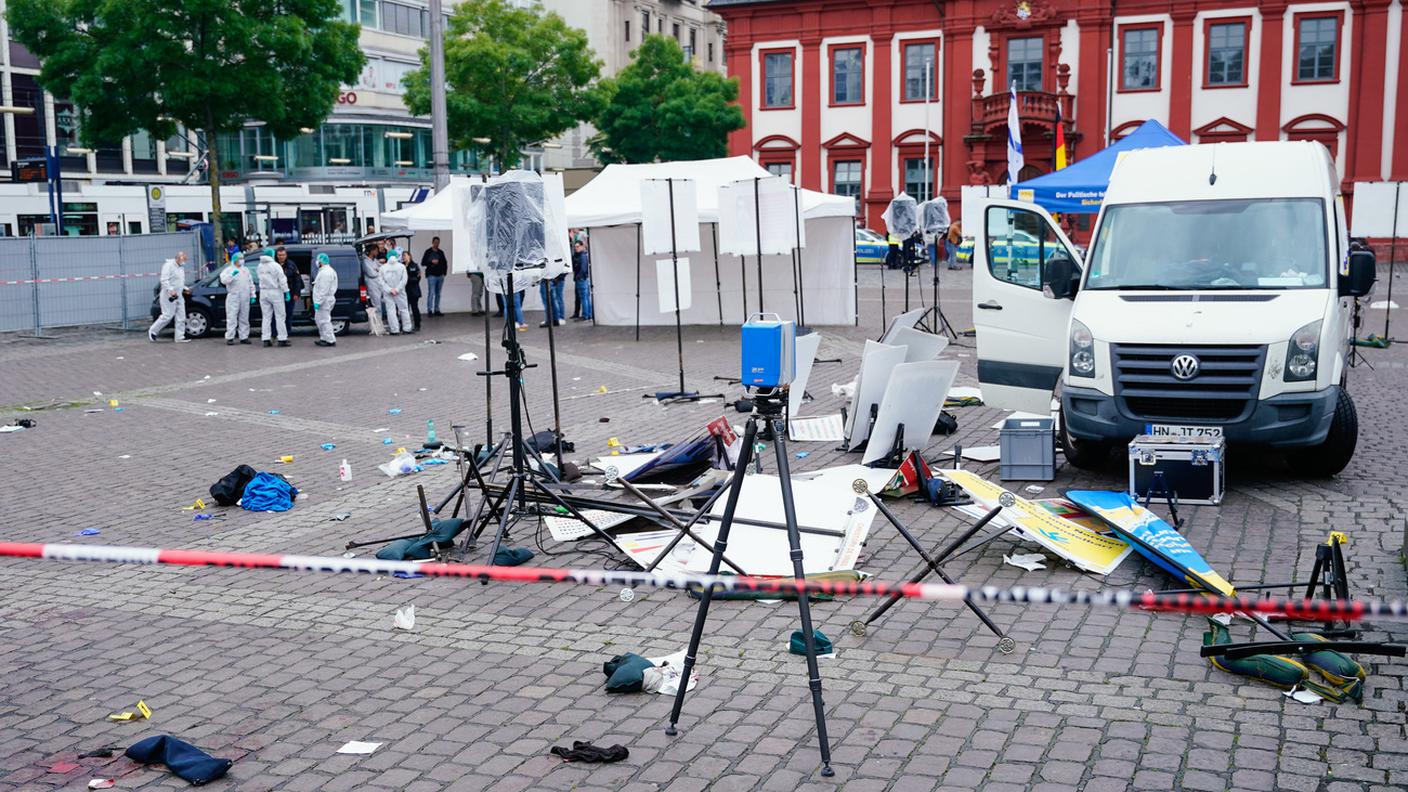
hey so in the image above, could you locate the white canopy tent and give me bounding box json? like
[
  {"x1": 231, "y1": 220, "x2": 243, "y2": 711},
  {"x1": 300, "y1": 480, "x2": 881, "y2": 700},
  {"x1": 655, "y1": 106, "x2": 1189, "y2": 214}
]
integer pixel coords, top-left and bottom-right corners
[{"x1": 565, "y1": 157, "x2": 857, "y2": 327}]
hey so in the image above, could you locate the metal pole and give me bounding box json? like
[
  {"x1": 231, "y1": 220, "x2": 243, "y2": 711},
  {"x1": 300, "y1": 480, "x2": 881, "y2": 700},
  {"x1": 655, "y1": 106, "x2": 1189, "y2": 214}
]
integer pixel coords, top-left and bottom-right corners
[
  {"x1": 924, "y1": 57, "x2": 931, "y2": 204},
  {"x1": 711, "y1": 222, "x2": 723, "y2": 326},
  {"x1": 428, "y1": 0, "x2": 451, "y2": 191},
  {"x1": 635, "y1": 223, "x2": 642, "y2": 341},
  {"x1": 668, "y1": 179, "x2": 686, "y2": 394},
  {"x1": 29, "y1": 234, "x2": 41, "y2": 336},
  {"x1": 1384, "y1": 183, "x2": 1401, "y2": 340},
  {"x1": 793, "y1": 186, "x2": 806, "y2": 329},
  {"x1": 753, "y1": 178, "x2": 765, "y2": 314},
  {"x1": 119, "y1": 236, "x2": 128, "y2": 330}
]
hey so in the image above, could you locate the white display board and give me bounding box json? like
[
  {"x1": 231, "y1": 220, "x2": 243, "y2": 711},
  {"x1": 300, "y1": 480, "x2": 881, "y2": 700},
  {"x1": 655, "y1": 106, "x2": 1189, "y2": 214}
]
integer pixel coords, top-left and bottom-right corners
[
  {"x1": 843, "y1": 340, "x2": 908, "y2": 448},
  {"x1": 889, "y1": 326, "x2": 949, "y2": 362},
  {"x1": 1350, "y1": 182, "x2": 1408, "y2": 236},
  {"x1": 717, "y1": 176, "x2": 800, "y2": 256},
  {"x1": 641, "y1": 178, "x2": 702, "y2": 254},
  {"x1": 862, "y1": 360, "x2": 960, "y2": 464},
  {"x1": 656, "y1": 257, "x2": 692, "y2": 312},
  {"x1": 788, "y1": 331, "x2": 823, "y2": 417}
]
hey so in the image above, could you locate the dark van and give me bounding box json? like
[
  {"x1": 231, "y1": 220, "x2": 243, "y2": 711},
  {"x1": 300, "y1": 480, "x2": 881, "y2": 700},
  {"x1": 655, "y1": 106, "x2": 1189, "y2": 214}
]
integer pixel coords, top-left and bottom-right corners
[{"x1": 150, "y1": 245, "x2": 367, "y2": 339}]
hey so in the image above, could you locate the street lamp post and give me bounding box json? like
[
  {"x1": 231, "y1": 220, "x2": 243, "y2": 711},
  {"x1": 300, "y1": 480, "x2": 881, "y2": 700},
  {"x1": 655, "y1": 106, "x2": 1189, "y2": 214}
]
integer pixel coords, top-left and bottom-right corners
[{"x1": 428, "y1": 0, "x2": 451, "y2": 191}]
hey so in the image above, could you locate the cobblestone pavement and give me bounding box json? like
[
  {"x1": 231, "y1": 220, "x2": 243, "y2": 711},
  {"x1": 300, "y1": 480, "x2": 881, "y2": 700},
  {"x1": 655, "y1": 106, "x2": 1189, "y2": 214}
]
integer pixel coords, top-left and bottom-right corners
[{"x1": 2, "y1": 265, "x2": 1407, "y2": 791}]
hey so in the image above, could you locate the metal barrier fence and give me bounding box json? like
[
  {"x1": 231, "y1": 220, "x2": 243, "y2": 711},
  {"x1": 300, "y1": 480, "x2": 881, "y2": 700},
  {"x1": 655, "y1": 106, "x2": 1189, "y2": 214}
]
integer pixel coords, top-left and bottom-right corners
[{"x1": 0, "y1": 232, "x2": 205, "y2": 334}]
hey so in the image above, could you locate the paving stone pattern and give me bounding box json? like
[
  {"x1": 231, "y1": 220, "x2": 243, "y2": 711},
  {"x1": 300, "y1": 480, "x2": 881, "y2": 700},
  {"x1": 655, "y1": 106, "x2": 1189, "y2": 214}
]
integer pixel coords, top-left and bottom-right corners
[{"x1": 1, "y1": 266, "x2": 1407, "y2": 791}]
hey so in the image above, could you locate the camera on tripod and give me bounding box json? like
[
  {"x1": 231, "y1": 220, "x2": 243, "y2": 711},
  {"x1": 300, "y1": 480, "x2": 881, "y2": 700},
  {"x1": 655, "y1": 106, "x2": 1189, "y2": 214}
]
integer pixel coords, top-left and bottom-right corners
[{"x1": 740, "y1": 313, "x2": 795, "y2": 389}]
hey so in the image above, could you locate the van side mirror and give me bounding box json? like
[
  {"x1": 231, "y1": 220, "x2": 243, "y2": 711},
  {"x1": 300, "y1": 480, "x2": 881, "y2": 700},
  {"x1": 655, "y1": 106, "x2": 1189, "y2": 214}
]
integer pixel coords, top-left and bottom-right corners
[
  {"x1": 1340, "y1": 250, "x2": 1376, "y2": 297},
  {"x1": 1043, "y1": 252, "x2": 1080, "y2": 300}
]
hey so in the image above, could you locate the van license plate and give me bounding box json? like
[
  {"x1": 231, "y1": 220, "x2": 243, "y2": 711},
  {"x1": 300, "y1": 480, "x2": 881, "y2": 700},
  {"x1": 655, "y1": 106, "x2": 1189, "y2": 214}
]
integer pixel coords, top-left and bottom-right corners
[{"x1": 1149, "y1": 424, "x2": 1224, "y2": 440}]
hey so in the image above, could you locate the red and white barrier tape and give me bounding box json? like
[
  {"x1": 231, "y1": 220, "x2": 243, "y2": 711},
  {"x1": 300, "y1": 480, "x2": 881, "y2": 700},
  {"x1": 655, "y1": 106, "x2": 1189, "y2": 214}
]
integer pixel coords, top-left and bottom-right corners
[
  {"x1": 0, "y1": 541, "x2": 1401, "y2": 623},
  {"x1": 0, "y1": 272, "x2": 162, "y2": 286}
]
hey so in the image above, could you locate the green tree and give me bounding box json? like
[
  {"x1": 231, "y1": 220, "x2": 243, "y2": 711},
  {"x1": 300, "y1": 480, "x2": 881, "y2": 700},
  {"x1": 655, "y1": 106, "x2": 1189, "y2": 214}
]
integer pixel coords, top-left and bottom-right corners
[
  {"x1": 592, "y1": 35, "x2": 745, "y2": 164},
  {"x1": 403, "y1": 0, "x2": 602, "y2": 169},
  {"x1": 8, "y1": 0, "x2": 365, "y2": 255}
]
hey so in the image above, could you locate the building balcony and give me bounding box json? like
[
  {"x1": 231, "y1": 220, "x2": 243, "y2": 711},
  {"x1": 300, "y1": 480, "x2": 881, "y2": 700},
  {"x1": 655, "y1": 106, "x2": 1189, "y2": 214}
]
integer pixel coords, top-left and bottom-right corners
[{"x1": 971, "y1": 89, "x2": 1074, "y2": 134}]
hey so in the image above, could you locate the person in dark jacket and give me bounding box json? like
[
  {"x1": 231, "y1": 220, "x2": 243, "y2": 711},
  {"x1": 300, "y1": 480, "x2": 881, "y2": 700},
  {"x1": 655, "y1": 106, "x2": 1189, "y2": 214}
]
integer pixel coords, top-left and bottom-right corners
[
  {"x1": 422, "y1": 236, "x2": 449, "y2": 316},
  {"x1": 402, "y1": 249, "x2": 423, "y2": 331},
  {"x1": 275, "y1": 246, "x2": 304, "y2": 321},
  {"x1": 571, "y1": 240, "x2": 592, "y2": 321}
]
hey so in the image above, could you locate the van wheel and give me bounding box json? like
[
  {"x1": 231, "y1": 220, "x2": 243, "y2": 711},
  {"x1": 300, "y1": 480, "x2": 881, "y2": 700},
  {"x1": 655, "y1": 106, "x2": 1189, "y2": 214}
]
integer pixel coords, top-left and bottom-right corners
[
  {"x1": 331, "y1": 319, "x2": 349, "y2": 336},
  {"x1": 185, "y1": 307, "x2": 212, "y2": 339},
  {"x1": 1286, "y1": 388, "x2": 1358, "y2": 478},
  {"x1": 1060, "y1": 406, "x2": 1112, "y2": 470}
]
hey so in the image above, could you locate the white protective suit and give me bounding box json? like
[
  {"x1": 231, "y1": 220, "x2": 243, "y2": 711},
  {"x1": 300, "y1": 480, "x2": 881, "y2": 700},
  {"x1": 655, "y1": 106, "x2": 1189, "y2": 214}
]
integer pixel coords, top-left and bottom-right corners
[
  {"x1": 219, "y1": 260, "x2": 255, "y2": 341},
  {"x1": 147, "y1": 257, "x2": 187, "y2": 341},
  {"x1": 361, "y1": 254, "x2": 384, "y2": 315},
  {"x1": 380, "y1": 258, "x2": 413, "y2": 334},
  {"x1": 312, "y1": 259, "x2": 339, "y2": 344},
  {"x1": 256, "y1": 255, "x2": 290, "y2": 342}
]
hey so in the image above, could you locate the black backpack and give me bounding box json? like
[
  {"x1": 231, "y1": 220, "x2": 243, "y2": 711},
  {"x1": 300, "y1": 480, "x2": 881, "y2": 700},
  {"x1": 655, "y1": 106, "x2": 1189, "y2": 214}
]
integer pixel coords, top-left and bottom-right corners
[{"x1": 209, "y1": 464, "x2": 257, "y2": 506}]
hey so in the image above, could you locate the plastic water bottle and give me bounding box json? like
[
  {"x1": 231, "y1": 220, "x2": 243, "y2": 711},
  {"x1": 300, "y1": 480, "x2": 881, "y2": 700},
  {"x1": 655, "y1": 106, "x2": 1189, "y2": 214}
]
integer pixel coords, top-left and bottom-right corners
[
  {"x1": 339, "y1": 459, "x2": 352, "y2": 482},
  {"x1": 425, "y1": 418, "x2": 437, "y2": 446}
]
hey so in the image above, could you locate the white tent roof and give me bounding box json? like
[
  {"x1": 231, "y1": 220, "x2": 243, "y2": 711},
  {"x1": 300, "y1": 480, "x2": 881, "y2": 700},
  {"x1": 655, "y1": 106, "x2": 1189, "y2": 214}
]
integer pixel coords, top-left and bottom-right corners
[
  {"x1": 379, "y1": 175, "x2": 475, "y2": 230},
  {"x1": 565, "y1": 156, "x2": 855, "y2": 227}
]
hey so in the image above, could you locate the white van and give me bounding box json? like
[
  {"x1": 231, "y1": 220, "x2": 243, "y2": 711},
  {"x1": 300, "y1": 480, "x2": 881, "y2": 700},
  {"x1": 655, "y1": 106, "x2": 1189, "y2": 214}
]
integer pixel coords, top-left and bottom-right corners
[{"x1": 973, "y1": 141, "x2": 1376, "y2": 477}]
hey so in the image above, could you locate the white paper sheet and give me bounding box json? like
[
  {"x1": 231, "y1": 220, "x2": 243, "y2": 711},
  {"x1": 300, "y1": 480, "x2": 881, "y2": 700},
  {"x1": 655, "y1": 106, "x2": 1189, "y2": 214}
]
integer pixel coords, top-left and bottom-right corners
[
  {"x1": 789, "y1": 414, "x2": 845, "y2": 442},
  {"x1": 789, "y1": 332, "x2": 823, "y2": 417},
  {"x1": 641, "y1": 178, "x2": 702, "y2": 254},
  {"x1": 688, "y1": 467, "x2": 886, "y2": 576},
  {"x1": 718, "y1": 176, "x2": 796, "y2": 256},
  {"x1": 337, "y1": 741, "x2": 382, "y2": 755},
  {"x1": 656, "y1": 257, "x2": 693, "y2": 312},
  {"x1": 862, "y1": 360, "x2": 960, "y2": 465}
]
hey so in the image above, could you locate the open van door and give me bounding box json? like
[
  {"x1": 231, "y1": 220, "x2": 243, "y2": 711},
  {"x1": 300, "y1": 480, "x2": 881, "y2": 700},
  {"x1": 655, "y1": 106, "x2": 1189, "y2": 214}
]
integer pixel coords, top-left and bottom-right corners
[{"x1": 973, "y1": 199, "x2": 1083, "y2": 414}]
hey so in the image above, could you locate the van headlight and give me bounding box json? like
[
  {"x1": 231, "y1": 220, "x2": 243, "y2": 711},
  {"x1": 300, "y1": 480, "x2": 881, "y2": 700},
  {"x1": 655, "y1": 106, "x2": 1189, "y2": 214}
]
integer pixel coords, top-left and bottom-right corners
[
  {"x1": 1069, "y1": 319, "x2": 1096, "y2": 378},
  {"x1": 1285, "y1": 320, "x2": 1321, "y2": 382}
]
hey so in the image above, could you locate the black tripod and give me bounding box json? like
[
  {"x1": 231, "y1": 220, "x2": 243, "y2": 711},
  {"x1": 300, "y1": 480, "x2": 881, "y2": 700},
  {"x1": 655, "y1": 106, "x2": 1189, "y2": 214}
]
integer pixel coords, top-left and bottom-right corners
[
  {"x1": 464, "y1": 270, "x2": 621, "y2": 564},
  {"x1": 917, "y1": 235, "x2": 958, "y2": 339},
  {"x1": 665, "y1": 387, "x2": 835, "y2": 777}
]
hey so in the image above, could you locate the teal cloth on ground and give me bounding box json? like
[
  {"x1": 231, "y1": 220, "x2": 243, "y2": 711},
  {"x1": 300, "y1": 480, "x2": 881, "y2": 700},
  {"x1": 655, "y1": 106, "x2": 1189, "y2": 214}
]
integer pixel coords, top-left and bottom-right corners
[
  {"x1": 493, "y1": 546, "x2": 534, "y2": 566},
  {"x1": 602, "y1": 652, "x2": 654, "y2": 693},
  {"x1": 374, "y1": 518, "x2": 467, "y2": 561},
  {"x1": 789, "y1": 629, "x2": 833, "y2": 656}
]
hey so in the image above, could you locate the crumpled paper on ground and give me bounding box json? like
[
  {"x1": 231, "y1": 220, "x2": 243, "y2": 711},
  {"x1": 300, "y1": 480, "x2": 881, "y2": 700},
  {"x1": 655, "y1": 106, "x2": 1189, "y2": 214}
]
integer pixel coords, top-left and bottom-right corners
[
  {"x1": 644, "y1": 650, "x2": 698, "y2": 696},
  {"x1": 1003, "y1": 552, "x2": 1047, "y2": 572},
  {"x1": 393, "y1": 604, "x2": 416, "y2": 630}
]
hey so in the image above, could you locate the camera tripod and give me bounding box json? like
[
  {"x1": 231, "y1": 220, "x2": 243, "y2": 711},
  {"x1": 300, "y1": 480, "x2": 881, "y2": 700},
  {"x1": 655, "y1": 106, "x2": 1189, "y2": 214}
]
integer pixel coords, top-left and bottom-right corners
[
  {"x1": 665, "y1": 386, "x2": 835, "y2": 777},
  {"x1": 916, "y1": 245, "x2": 959, "y2": 339},
  {"x1": 454, "y1": 270, "x2": 621, "y2": 564}
]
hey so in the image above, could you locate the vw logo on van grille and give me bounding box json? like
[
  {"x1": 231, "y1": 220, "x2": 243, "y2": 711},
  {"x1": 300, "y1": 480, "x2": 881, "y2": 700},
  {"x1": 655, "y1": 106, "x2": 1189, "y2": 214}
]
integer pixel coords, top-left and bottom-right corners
[{"x1": 1170, "y1": 354, "x2": 1201, "y2": 380}]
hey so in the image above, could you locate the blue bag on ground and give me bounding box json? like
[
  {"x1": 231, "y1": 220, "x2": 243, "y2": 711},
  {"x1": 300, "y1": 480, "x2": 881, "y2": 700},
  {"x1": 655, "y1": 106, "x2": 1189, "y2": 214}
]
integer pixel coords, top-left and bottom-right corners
[
  {"x1": 125, "y1": 735, "x2": 232, "y2": 785},
  {"x1": 241, "y1": 472, "x2": 298, "y2": 512},
  {"x1": 602, "y1": 652, "x2": 653, "y2": 693}
]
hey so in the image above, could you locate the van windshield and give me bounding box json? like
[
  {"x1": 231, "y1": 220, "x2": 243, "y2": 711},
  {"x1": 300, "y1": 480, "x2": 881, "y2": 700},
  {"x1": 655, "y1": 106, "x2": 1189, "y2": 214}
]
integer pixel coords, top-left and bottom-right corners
[{"x1": 1085, "y1": 198, "x2": 1327, "y2": 290}]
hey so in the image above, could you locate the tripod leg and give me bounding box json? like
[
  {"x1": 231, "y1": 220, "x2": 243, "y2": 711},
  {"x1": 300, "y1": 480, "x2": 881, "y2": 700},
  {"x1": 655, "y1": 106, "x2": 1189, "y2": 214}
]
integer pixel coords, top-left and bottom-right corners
[
  {"x1": 770, "y1": 419, "x2": 834, "y2": 776},
  {"x1": 484, "y1": 476, "x2": 521, "y2": 566},
  {"x1": 667, "y1": 419, "x2": 759, "y2": 737}
]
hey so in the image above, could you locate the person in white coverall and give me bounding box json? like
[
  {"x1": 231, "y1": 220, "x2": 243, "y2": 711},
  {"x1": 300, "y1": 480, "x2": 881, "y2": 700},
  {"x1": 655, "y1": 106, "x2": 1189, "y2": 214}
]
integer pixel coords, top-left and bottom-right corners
[
  {"x1": 312, "y1": 253, "x2": 339, "y2": 347},
  {"x1": 361, "y1": 250, "x2": 384, "y2": 318},
  {"x1": 148, "y1": 251, "x2": 190, "y2": 342},
  {"x1": 256, "y1": 250, "x2": 291, "y2": 346},
  {"x1": 220, "y1": 251, "x2": 255, "y2": 344},
  {"x1": 380, "y1": 248, "x2": 414, "y2": 335}
]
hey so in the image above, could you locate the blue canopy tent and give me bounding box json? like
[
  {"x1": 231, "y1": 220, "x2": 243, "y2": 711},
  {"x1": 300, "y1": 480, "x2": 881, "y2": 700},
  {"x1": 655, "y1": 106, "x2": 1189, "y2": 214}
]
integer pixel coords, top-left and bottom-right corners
[{"x1": 1009, "y1": 120, "x2": 1186, "y2": 213}]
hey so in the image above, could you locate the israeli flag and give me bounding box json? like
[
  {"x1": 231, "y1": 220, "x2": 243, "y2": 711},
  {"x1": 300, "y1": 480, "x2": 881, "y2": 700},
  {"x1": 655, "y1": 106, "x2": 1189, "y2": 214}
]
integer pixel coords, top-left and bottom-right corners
[{"x1": 1006, "y1": 83, "x2": 1024, "y2": 184}]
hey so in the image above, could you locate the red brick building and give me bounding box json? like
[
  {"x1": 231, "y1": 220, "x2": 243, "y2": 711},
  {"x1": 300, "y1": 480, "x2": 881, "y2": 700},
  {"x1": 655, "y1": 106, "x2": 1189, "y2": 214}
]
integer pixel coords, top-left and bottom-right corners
[{"x1": 708, "y1": 0, "x2": 1407, "y2": 230}]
